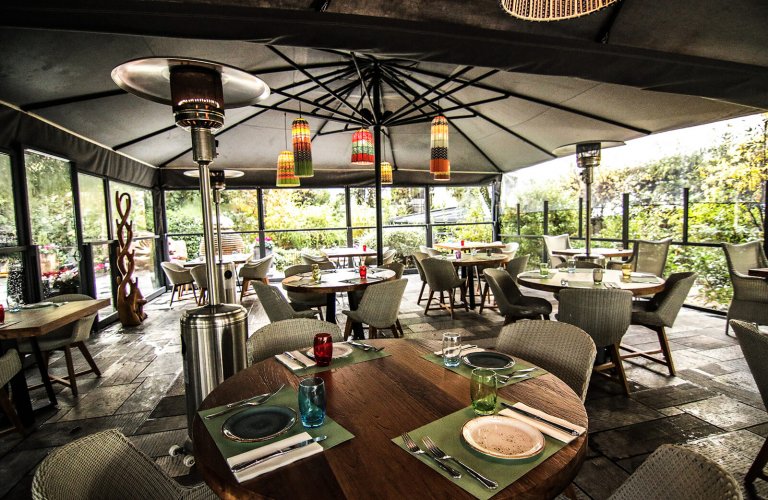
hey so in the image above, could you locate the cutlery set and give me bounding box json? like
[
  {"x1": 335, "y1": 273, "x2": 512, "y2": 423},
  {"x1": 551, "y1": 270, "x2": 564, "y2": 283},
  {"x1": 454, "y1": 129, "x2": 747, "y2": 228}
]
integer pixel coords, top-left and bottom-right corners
[
  {"x1": 347, "y1": 340, "x2": 384, "y2": 352},
  {"x1": 500, "y1": 402, "x2": 580, "y2": 436},
  {"x1": 204, "y1": 384, "x2": 284, "y2": 420},
  {"x1": 231, "y1": 435, "x2": 327, "y2": 473}
]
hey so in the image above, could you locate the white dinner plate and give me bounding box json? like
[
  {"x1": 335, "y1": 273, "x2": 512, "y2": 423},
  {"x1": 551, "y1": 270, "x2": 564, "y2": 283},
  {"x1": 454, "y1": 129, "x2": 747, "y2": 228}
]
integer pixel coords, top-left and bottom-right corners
[
  {"x1": 305, "y1": 343, "x2": 354, "y2": 360},
  {"x1": 462, "y1": 415, "x2": 545, "y2": 459}
]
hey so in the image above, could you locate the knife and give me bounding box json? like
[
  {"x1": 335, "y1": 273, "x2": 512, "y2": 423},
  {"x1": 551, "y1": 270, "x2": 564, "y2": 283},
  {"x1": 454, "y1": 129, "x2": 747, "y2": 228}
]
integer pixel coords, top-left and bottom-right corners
[
  {"x1": 283, "y1": 351, "x2": 307, "y2": 368},
  {"x1": 500, "y1": 402, "x2": 580, "y2": 436},
  {"x1": 230, "y1": 435, "x2": 327, "y2": 473}
]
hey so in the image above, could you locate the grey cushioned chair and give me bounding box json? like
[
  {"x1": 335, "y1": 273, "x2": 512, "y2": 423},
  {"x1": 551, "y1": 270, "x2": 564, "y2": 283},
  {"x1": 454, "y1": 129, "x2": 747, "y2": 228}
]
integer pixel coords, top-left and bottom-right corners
[
  {"x1": 607, "y1": 237, "x2": 672, "y2": 277},
  {"x1": 496, "y1": 320, "x2": 596, "y2": 401},
  {"x1": 238, "y1": 254, "x2": 273, "y2": 302},
  {"x1": 421, "y1": 257, "x2": 467, "y2": 319},
  {"x1": 731, "y1": 320, "x2": 768, "y2": 486},
  {"x1": 350, "y1": 261, "x2": 405, "y2": 305},
  {"x1": 364, "y1": 248, "x2": 397, "y2": 266},
  {"x1": 722, "y1": 241, "x2": 768, "y2": 335},
  {"x1": 283, "y1": 264, "x2": 326, "y2": 320},
  {"x1": 0, "y1": 349, "x2": 24, "y2": 436},
  {"x1": 623, "y1": 272, "x2": 696, "y2": 377},
  {"x1": 412, "y1": 251, "x2": 430, "y2": 304},
  {"x1": 252, "y1": 282, "x2": 317, "y2": 322},
  {"x1": 419, "y1": 245, "x2": 441, "y2": 257},
  {"x1": 608, "y1": 444, "x2": 742, "y2": 500},
  {"x1": 32, "y1": 428, "x2": 217, "y2": 500},
  {"x1": 300, "y1": 251, "x2": 336, "y2": 270},
  {"x1": 558, "y1": 288, "x2": 633, "y2": 395},
  {"x1": 18, "y1": 294, "x2": 100, "y2": 397},
  {"x1": 189, "y1": 265, "x2": 208, "y2": 305},
  {"x1": 247, "y1": 318, "x2": 342, "y2": 364},
  {"x1": 542, "y1": 234, "x2": 571, "y2": 268},
  {"x1": 505, "y1": 255, "x2": 530, "y2": 282},
  {"x1": 482, "y1": 268, "x2": 552, "y2": 323},
  {"x1": 343, "y1": 278, "x2": 407, "y2": 339},
  {"x1": 160, "y1": 261, "x2": 196, "y2": 307}
]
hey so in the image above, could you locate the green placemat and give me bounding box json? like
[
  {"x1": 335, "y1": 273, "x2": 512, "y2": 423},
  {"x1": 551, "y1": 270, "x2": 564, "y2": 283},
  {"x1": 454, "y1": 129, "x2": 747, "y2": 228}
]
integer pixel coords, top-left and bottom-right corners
[
  {"x1": 282, "y1": 344, "x2": 391, "y2": 376},
  {"x1": 565, "y1": 281, "x2": 605, "y2": 289},
  {"x1": 422, "y1": 353, "x2": 546, "y2": 386},
  {"x1": 392, "y1": 402, "x2": 568, "y2": 500},
  {"x1": 199, "y1": 386, "x2": 354, "y2": 463},
  {"x1": 630, "y1": 276, "x2": 661, "y2": 283}
]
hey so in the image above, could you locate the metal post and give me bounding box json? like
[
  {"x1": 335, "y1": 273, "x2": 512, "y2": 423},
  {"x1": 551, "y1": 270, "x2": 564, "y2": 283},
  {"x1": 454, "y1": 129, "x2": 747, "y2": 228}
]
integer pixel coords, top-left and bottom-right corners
[
  {"x1": 425, "y1": 185, "x2": 433, "y2": 246},
  {"x1": 682, "y1": 187, "x2": 690, "y2": 244},
  {"x1": 578, "y1": 197, "x2": 584, "y2": 239},
  {"x1": 345, "y1": 186, "x2": 354, "y2": 248},
  {"x1": 491, "y1": 179, "x2": 501, "y2": 241},
  {"x1": 197, "y1": 161, "x2": 219, "y2": 306},
  {"x1": 622, "y1": 193, "x2": 630, "y2": 249},
  {"x1": 373, "y1": 68, "x2": 384, "y2": 265},
  {"x1": 543, "y1": 200, "x2": 549, "y2": 236},
  {"x1": 516, "y1": 203, "x2": 521, "y2": 235},
  {"x1": 257, "y1": 188, "x2": 266, "y2": 258},
  {"x1": 763, "y1": 179, "x2": 768, "y2": 257},
  {"x1": 583, "y1": 167, "x2": 593, "y2": 256},
  {"x1": 213, "y1": 187, "x2": 224, "y2": 263}
]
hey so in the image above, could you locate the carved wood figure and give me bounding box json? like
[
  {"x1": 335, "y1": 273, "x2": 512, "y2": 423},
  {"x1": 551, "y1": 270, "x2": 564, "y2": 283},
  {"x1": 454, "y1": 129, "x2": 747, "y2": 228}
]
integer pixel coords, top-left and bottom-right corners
[{"x1": 115, "y1": 192, "x2": 147, "y2": 326}]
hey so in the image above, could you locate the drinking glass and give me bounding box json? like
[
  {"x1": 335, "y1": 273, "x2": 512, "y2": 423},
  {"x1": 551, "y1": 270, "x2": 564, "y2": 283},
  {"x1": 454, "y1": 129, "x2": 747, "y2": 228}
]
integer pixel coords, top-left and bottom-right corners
[
  {"x1": 470, "y1": 368, "x2": 497, "y2": 415},
  {"x1": 539, "y1": 263, "x2": 550, "y2": 277},
  {"x1": 6, "y1": 296, "x2": 21, "y2": 313},
  {"x1": 442, "y1": 332, "x2": 461, "y2": 367},
  {"x1": 593, "y1": 268, "x2": 604, "y2": 285},
  {"x1": 313, "y1": 333, "x2": 333, "y2": 367},
  {"x1": 621, "y1": 263, "x2": 632, "y2": 281},
  {"x1": 567, "y1": 258, "x2": 576, "y2": 273},
  {"x1": 298, "y1": 377, "x2": 326, "y2": 428}
]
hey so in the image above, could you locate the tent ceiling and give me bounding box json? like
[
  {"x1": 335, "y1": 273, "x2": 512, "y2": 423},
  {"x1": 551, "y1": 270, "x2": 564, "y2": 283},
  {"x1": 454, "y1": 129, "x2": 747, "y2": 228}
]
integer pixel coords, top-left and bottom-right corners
[{"x1": 0, "y1": 1, "x2": 766, "y2": 187}]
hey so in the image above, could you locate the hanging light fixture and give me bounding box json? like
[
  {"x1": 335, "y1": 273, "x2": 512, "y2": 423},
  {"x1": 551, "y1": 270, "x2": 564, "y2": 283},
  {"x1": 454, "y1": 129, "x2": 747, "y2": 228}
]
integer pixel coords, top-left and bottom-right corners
[
  {"x1": 430, "y1": 115, "x2": 450, "y2": 181},
  {"x1": 351, "y1": 128, "x2": 374, "y2": 165},
  {"x1": 277, "y1": 113, "x2": 300, "y2": 187},
  {"x1": 500, "y1": 0, "x2": 619, "y2": 21},
  {"x1": 292, "y1": 116, "x2": 313, "y2": 177},
  {"x1": 381, "y1": 131, "x2": 393, "y2": 185}
]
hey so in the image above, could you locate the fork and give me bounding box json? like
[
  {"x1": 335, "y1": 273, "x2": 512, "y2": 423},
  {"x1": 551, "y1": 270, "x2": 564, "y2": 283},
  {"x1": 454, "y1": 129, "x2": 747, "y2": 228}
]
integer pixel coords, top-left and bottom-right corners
[
  {"x1": 204, "y1": 385, "x2": 283, "y2": 419},
  {"x1": 401, "y1": 432, "x2": 461, "y2": 478},
  {"x1": 421, "y1": 436, "x2": 497, "y2": 489}
]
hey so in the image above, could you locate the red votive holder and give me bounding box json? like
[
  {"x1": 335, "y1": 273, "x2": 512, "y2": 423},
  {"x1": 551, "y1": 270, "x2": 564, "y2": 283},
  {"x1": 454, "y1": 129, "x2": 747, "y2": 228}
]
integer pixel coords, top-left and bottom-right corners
[
  {"x1": 0, "y1": 303, "x2": 4, "y2": 323},
  {"x1": 313, "y1": 333, "x2": 333, "y2": 367},
  {"x1": 460, "y1": 240, "x2": 465, "y2": 246},
  {"x1": 362, "y1": 244, "x2": 367, "y2": 252},
  {"x1": 359, "y1": 265, "x2": 367, "y2": 279}
]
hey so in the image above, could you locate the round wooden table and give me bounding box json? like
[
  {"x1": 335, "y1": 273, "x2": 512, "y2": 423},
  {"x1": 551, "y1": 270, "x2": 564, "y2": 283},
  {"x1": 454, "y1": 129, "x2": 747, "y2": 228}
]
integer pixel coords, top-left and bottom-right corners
[
  {"x1": 322, "y1": 247, "x2": 377, "y2": 267},
  {"x1": 282, "y1": 268, "x2": 396, "y2": 338},
  {"x1": 444, "y1": 254, "x2": 507, "y2": 309},
  {"x1": 552, "y1": 248, "x2": 633, "y2": 260},
  {"x1": 193, "y1": 339, "x2": 588, "y2": 499},
  {"x1": 518, "y1": 269, "x2": 665, "y2": 296}
]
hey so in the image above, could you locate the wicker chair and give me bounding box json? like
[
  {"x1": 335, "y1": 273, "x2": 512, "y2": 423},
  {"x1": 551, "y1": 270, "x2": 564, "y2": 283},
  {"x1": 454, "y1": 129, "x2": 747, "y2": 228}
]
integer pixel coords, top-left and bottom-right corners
[
  {"x1": 343, "y1": 279, "x2": 407, "y2": 339},
  {"x1": 412, "y1": 252, "x2": 431, "y2": 304},
  {"x1": 499, "y1": 242, "x2": 519, "y2": 262},
  {"x1": 505, "y1": 255, "x2": 530, "y2": 282},
  {"x1": 364, "y1": 248, "x2": 397, "y2": 266},
  {"x1": 238, "y1": 254, "x2": 273, "y2": 301},
  {"x1": 558, "y1": 288, "x2": 633, "y2": 395},
  {"x1": 722, "y1": 241, "x2": 768, "y2": 335},
  {"x1": 421, "y1": 257, "x2": 467, "y2": 319},
  {"x1": 542, "y1": 234, "x2": 571, "y2": 268},
  {"x1": 247, "y1": 318, "x2": 342, "y2": 364},
  {"x1": 482, "y1": 268, "x2": 552, "y2": 323},
  {"x1": 18, "y1": 294, "x2": 101, "y2": 397},
  {"x1": 607, "y1": 237, "x2": 672, "y2": 276},
  {"x1": 730, "y1": 320, "x2": 768, "y2": 486},
  {"x1": 623, "y1": 272, "x2": 696, "y2": 377},
  {"x1": 31, "y1": 428, "x2": 217, "y2": 500},
  {"x1": 189, "y1": 265, "x2": 208, "y2": 305},
  {"x1": 300, "y1": 251, "x2": 335, "y2": 270},
  {"x1": 496, "y1": 320, "x2": 596, "y2": 401},
  {"x1": 0, "y1": 349, "x2": 24, "y2": 436},
  {"x1": 378, "y1": 261, "x2": 405, "y2": 279},
  {"x1": 283, "y1": 264, "x2": 326, "y2": 320},
  {"x1": 252, "y1": 282, "x2": 317, "y2": 322},
  {"x1": 160, "y1": 261, "x2": 196, "y2": 307},
  {"x1": 608, "y1": 444, "x2": 742, "y2": 500},
  {"x1": 418, "y1": 245, "x2": 441, "y2": 257}
]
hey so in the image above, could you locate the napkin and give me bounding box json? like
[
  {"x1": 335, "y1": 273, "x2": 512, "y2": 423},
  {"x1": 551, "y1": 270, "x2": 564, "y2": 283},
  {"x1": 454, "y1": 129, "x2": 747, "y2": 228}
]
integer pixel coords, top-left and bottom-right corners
[
  {"x1": 433, "y1": 346, "x2": 485, "y2": 356},
  {"x1": 275, "y1": 350, "x2": 317, "y2": 370},
  {"x1": 499, "y1": 402, "x2": 586, "y2": 444},
  {"x1": 227, "y1": 432, "x2": 324, "y2": 483}
]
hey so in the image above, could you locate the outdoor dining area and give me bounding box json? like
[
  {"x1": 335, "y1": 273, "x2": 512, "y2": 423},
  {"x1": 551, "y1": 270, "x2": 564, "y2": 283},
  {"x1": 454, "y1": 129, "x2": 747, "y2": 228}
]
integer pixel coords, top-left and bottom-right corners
[{"x1": 1, "y1": 1, "x2": 768, "y2": 499}]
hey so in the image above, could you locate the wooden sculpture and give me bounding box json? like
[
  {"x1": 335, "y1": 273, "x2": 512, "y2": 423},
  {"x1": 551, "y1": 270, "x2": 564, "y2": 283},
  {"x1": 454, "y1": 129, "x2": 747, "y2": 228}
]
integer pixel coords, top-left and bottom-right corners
[{"x1": 115, "y1": 191, "x2": 147, "y2": 326}]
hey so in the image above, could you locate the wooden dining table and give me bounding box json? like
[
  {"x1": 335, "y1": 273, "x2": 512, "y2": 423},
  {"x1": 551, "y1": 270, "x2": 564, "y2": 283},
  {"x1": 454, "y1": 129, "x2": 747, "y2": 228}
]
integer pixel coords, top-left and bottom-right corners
[
  {"x1": 192, "y1": 338, "x2": 588, "y2": 499},
  {"x1": 443, "y1": 254, "x2": 507, "y2": 309},
  {"x1": 518, "y1": 269, "x2": 665, "y2": 296},
  {"x1": 0, "y1": 298, "x2": 111, "y2": 425},
  {"x1": 322, "y1": 247, "x2": 377, "y2": 267},
  {"x1": 552, "y1": 247, "x2": 633, "y2": 260}
]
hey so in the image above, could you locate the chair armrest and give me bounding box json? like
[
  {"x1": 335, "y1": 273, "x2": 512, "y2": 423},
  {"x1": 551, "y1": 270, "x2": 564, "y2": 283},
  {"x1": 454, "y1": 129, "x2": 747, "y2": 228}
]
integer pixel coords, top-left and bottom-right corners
[{"x1": 732, "y1": 274, "x2": 768, "y2": 302}]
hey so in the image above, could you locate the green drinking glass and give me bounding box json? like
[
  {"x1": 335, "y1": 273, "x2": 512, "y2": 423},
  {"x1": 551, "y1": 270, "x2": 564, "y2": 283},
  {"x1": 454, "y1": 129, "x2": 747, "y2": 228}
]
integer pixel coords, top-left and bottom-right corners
[{"x1": 470, "y1": 368, "x2": 497, "y2": 415}]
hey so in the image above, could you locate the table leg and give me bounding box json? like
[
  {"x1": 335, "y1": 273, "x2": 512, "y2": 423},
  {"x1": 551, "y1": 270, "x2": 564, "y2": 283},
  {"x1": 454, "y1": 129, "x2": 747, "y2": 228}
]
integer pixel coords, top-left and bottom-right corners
[
  {"x1": 31, "y1": 338, "x2": 58, "y2": 407},
  {"x1": 467, "y1": 267, "x2": 476, "y2": 309},
  {"x1": 325, "y1": 293, "x2": 337, "y2": 323},
  {"x1": 0, "y1": 340, "x2": 35, "y2": 427},
  {"x1": 347, "y1": 292, "x2": 365, "y2": 340}
]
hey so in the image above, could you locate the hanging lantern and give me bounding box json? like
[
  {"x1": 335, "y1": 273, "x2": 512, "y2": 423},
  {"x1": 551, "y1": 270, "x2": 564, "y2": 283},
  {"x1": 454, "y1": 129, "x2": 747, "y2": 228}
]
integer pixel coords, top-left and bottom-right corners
[
  {"x1": 351, "y1": 128, "x2": 374, "y2": 165},
  {"x1": 430, "y1": 115, "x2": 450, "y2": 181},
  {"x1": 381, "y1": 161, "x2": 393, "y2": 184},
  {"x1": 276, "y1": 150, "x2": 300, "y2": 187},
  {"x1": 292, "y1": 117, "x2": 313, "y2": 177}
]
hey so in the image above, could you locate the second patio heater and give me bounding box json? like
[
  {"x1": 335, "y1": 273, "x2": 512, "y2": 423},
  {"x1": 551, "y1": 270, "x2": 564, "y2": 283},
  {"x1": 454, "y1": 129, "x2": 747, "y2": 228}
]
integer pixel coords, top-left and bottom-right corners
[{"x1": 112, "y1": 58, "x2": 270, "y2": 456}]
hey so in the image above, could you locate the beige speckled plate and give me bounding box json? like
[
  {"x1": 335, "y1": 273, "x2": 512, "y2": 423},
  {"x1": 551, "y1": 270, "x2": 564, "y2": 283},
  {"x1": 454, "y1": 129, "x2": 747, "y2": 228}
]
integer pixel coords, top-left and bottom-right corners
[{"x1": 462, "y1": 415, "x2": 545, "y2": 459}]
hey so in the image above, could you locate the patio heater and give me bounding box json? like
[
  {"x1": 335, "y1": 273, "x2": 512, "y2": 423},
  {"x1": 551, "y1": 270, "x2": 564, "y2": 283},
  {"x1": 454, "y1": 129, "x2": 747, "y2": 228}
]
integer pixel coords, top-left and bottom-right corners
[
  {"x1": 112, "y1": 58, "x2": 270, "y2": 457},
  {"x1": 553, "y1": 141, "x2": 624, "y2": 261}
]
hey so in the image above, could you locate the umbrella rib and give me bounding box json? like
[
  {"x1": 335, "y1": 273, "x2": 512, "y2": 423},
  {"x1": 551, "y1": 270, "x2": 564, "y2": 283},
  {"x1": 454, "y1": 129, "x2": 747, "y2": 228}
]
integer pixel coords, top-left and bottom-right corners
[
  {"x1": 384, "y1": 66, "x2": 475, "y2": 124},
  {"x1": 21, "y1": 89, "x2": 126, "y2": 111}
]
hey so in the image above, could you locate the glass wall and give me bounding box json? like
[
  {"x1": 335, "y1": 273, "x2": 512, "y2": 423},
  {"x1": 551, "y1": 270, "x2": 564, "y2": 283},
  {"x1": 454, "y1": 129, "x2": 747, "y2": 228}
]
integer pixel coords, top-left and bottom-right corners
[
  {"x1": 0, "y1": 153, "x2": 17, "y2": 247},
  {"x1": 78, "y1": 173, "x2": 115, "y2": 316},
  {"x1": 430, "y1": 186, "x2": 493, "y2": 243}
]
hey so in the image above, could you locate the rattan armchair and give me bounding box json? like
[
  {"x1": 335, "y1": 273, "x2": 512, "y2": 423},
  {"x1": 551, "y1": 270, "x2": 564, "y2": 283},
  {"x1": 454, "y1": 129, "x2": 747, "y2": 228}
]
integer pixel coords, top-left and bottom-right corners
[
  {"x1": 558, "y1": 288, "x2": 633, "y2": 395},
  {"x1": 252, "y1": 282, "x2": 317, "y2": 322},
  {"x1": 722, "y1": 241, "x2": 768, "y2": 334},
  {"x1": 608, "y1": 444, "x2": 742, "y2": 500},
  {"x1": 421, "y1": 257, "x2": 467, "y2": 319},
  {"x1": 418, "y1": 245, "x2": 441, "y2": 257},
  {"x1": 238, "y1": 254, "x2": 273, "y2": 301},
  {"x1": 364, "y1": 248, "x2": 397, "y2": 266},
  {"x1": 0, "y1": 349, "x2": 24, "y2": 436},
  {"x1": 189, "y1": 265, "x2": 208, "y2": 305},
  {"x1": 32, "y1": 428, "x2": 217, "y2": 500},
  {"x1": 731, "y1": 320, "x2": 768, "y2": 486},
  {"x1": 283, "y1": 264, "x2": 326, "y2": 320},
  {"x1": 496, "y1": 320, "x2": 596, "y2": 401},
  {"x1": 542, "y1": 234, "x2": 571, "y2": 268},
  {"x1": 300, "y1": 251, "x2": 336, "y2": 270},
  {"x1": 483, "y1": 268, "x2": 552, "y2": 323},
  {"x1": 160, "y1": 261, "x2": 196, "y2": 307},
  {"x1": 343, "y1": 278, "x2": 407, "y2": 338},
  {"x1": 18, "y1": 294, "x2": 101, "y2": 397},
  {"x1": 247, "y1": 318, "x2": 342, "y2": 364},
  {"x1": 412, "y1": 251, "x2": 430, "y2": 304},
  {"x1": 607, "y1": 237, "x2": 671, "y2": 276}
]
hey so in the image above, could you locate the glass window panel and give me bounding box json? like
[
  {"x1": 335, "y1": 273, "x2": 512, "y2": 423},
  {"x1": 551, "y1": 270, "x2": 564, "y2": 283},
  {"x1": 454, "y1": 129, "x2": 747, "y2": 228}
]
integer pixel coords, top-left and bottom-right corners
[
  {"x1": 133, "y1": 237, "x2": 161, "y2": 291},
  {"x1": 78, "y1": 173, "x2": 109, "y2": 241},
  {"x1": 0, "y1": 153, "x2": 17, "y2": 247},
  {"x1": 110, "y1": 181, "x2": 155, "y2": 235},
  {"x1": 266, "y1": 229, "x2": 347, "y2": 275},
  {"x1": 1, "y1": 254, "x2": 23, "y2": 304},
  {"x1": 165, "y1": 190, "x2": 202, "y2": 260},
  {"x1": 628, "y1": 203, "x2": 683, "y2": 241},
  {"x1": 350, "y1": 187, "x2": 426, "y2": 227},
  {"x1": 430, "y1": 186, "x2": 492, "y2": 224},
  {"x1": 688, "y1": 201, "x2": 764, "y2": 243},
  {"x1": 25, "y1": 150, "x2": 76, "y2": 247},
  {"x1": 263, "y1": 188, "x2": 345, "y2": 230},
  {"x1": 433, "y1": 224, "x2": 493, "y2": 244},
  {"x1": 91, "y1": 243, "x2": 116, "y2": 319}
]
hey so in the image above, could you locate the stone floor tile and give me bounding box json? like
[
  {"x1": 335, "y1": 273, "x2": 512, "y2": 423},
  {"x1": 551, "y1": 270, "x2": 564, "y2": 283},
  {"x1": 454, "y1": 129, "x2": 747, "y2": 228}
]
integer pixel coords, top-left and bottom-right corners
[
  {"x1": 572, "y1": 456, "x2": 630, "y2": 499},
  {"x1": 678, "y1": 395, "x2": 768, "y2": 431},
  {"x1": 407, "y1": 323, "x2": 436, "y2": 332},
  {"x1": 0, "y1": 448, "x2": 51, "y2": 497},
  {"x1": 631, "y1": 382, "x2": 715, "y2": 409},
  {"x1": 587, "y1": 397, "x2": 664, "y2": 433},
  {"x1": 56, "y1": 383, "x2": 140, "y2": 422}
]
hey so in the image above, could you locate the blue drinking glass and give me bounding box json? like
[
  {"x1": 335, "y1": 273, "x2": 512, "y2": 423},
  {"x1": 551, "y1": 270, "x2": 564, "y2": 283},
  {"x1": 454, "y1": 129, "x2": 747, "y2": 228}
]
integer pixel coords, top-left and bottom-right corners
[{"x1": 298, "y1": 377, "x2": 326, "y2": 428}]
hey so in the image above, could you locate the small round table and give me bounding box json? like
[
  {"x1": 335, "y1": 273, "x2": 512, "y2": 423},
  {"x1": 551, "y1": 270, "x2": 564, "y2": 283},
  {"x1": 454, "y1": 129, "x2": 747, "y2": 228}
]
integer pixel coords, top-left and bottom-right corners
[
  {"x1": 444, "y1": 254, "x2": 507, "y2": 309},
  {"x1": 518, "y1": 269, "x2": 665, "y2": 296},
  {"x1": 282, "y1": 268, "x2": 396, "y2": 338}
]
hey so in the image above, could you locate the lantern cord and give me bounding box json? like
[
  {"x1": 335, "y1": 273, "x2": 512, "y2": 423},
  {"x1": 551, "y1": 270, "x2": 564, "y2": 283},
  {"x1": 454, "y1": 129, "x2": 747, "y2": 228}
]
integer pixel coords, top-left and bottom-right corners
[{"x1": 284, "y1": 112, "x2": 288, "y2": 150}]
